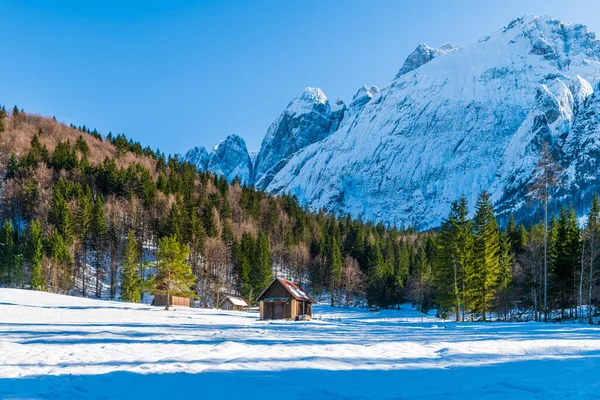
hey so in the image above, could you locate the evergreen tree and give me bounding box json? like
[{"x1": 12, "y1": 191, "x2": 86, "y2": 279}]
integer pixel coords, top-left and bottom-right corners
[
  {"x1": 120, "y1": 230, "x2": 141, "y2": 303},
  {"x1": 251, "y1": 232, "x2": 273, "y2": 296},
  {"x1": 76, "y1": 186, "x2": 93, "y2": 295},
  {"x1": 471, "y1": 190, "x2": 500, "y2": 321},
  {"x1": 585, "y1": 193, "x2": 600, "y2": 323},
  {"x1": 46, "y1": 229, "x2": 73, "y2": 292},
  {"x1": 497, "y1": 231, "x2": 513, "y2": 320},
  {"x1": 91, "y1": 194, "x2": 108, "y2": 297},
  {"x1": 552, "y1": 205, "x2": 580, "y2": 318},
  {"x1": 0, "y1": 105, "x2": 6, "y2": 132},
  {"x1": 27, "y1": 219, "x2": 45, "y2": 290},
  {"x1": 327, "y1": 235, "x2": 343, "y2": 305},
  {"x1": 151, "y1": 235, "x2": 196, "y2": 310},
  {"x1": 437, "y1": 196, "x2": 473, "y2": 320},
  {"x1": 0, "y1": 220, "x2": 16, "y2": 286}
]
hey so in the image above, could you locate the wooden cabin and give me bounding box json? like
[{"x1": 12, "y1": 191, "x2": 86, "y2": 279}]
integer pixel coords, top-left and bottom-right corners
[
  {"x1": 256, "y1": 278, "x2": 315, "y2": 320},
  {"x1": 220, "y1": 296, "x2": 250, "y2": 311},
  {"x1": 152, "y1": 294, "x2": 190, "y2": 307}
]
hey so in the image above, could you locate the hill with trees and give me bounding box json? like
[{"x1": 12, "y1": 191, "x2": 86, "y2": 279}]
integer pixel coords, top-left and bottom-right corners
[{"x1": 1, "y1": 105, "x2": 599, "y2": 322}]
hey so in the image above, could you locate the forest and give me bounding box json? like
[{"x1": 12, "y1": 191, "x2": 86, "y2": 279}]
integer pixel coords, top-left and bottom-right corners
[{"x1": 0, "y1": 105, "x2": 598, "y2": 322}]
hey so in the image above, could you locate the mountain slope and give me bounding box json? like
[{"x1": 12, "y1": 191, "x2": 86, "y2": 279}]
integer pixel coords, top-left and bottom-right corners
[{"x1": 264, "y1": 15, "x2": 600, "y2": 228}]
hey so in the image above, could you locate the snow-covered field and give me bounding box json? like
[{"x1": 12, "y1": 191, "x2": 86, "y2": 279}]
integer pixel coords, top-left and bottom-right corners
[{"x1": 1, "y1": 289, "x2": 600, "y2": 399}]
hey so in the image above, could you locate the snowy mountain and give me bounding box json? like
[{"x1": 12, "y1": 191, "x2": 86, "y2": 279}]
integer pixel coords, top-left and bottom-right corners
[
  {"x1": 188, "y1": 15, "x2": 600, "y2": 229},
  {"x1": 184, "y1": 146, "x2": 210, "y2": 171},
  {"x1": 207, "y1": 134, "x2": 253, "y2": 185},
  {"x1": 253, "y1": 87, "x2": 345, "y2": 189}
]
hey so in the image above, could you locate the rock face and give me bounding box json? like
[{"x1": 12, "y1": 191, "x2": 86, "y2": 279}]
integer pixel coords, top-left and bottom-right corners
[
  {"x1": 253, "y1": 87, "x2": 345, "y2": 189},
  {"x1": 184, "y1": 146, "x2": 210, "y2": 171},
  {"x1": 206, "y1": 134, "x2": 253, "y2": 185},
  {"x1": 188, "y1": 15, "x2": 600, "y2": 229},
  {"x1": 395, "y1": 43, "x2": 459, "y2": 78}
]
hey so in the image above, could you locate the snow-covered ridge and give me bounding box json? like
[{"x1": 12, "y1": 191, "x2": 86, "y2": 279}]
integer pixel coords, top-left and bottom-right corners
[{"x1": 186, "y1": 15, "x2": 600, "y2": 229}]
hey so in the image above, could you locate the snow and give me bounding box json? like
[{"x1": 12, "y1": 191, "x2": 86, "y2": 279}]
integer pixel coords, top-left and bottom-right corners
[
  {"x1": 223, "y1": 296, "x2": 249, "y2": 307},
  {"x1": 2, "y1": 289, "x2": 600, "y2": 399}
]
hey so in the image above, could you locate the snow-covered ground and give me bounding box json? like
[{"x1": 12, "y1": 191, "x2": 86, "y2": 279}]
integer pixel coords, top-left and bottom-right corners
[{"x1": 1, "y1": 289, "x2": 600, "y2": 399}]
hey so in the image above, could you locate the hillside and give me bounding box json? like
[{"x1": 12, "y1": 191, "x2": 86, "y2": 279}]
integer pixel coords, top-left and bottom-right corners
[
  {"x1": 0, "y1": 105, "x2": 415, "y2": 309},
  {"x1": 1, "y1": 288, "x2": 600, "y2": 399}
]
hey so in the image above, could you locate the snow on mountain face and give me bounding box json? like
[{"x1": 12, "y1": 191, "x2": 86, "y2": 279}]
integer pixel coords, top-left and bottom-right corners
[
  {"x1": 264, "y1": 15, "x2": 600, "y2": 229},
  {"x1": 184, "y1": 146, "x2": 210, "y2": 171},
  {"x1": 395, "y1": 43, "x2": 460, "y2": 78},
  {"x1": 253, "y1": 87, "x2": 345, "y2": 189},
  {"x1": 207, "y1": 134, "x2": 253, "y2": 184}
]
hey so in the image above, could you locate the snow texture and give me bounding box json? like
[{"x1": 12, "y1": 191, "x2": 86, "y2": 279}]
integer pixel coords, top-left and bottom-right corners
[{"x1": 2, "y1": 289, "x2": 600, "y2": 399}]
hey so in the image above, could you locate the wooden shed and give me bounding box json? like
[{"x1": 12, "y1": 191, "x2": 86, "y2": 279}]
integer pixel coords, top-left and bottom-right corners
[
  {"x1": 220, "y1": 296, "x2": 250, "y2": 311},
  {"x1": 256, "y1": 278, "x2": 315, "y2": 320},
  {"x1": 152, "y1": 295, "x2": 190, "y2": 307}
]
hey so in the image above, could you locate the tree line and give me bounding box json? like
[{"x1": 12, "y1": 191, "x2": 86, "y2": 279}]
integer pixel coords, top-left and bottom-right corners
[{"x1": 2, "y1": 106, "x2": 600, "y2": 322}]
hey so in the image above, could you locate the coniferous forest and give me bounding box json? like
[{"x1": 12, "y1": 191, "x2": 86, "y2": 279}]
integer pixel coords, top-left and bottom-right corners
[{"x1": 1, "y1": 105, "x2": 600, "y2": 322}]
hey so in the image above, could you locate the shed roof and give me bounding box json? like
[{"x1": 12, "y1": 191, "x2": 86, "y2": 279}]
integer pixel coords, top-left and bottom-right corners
[
  {"x1": 220, "y1": 296, "x2": 249, "y2": 307},
  {"x1": 257, "y1": 278, "x2": 315, "y2": 303}
]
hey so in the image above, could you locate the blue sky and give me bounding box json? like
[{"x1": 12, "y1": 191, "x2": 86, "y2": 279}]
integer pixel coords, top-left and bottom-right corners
[{"x1": 1, "y1": 0, "x2": 599, "y2": 155}]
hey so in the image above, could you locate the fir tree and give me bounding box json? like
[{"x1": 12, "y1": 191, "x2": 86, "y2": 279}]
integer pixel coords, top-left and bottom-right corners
[
  {"x1": 76, "y1": 186, "x2": 93, "y2": 295},
  {"x1": 585, "y1": 193, "x2": 600, "y2": 323},
  {"x1": 251, "y1": 232, "x2": 273, "y2": 296},
  {"x1": 0, "y1": 106, "x2": 6, "y2": 132},
  {"x1": 49, "y1": 186, "x2": 74, "y2": 245},
  {"x1": 46, "y1": 229, "x2": 73, "y2": 293},
  {"x1": 120, "y1": 230, "x2": 141, "y2": 303},
  {"x1": 91, "y1": 194, "x2": 107, "y2": 297},
  {"x1": 438, "y1": 196, "x2": 473, "y2": 321},
  {"x1": 27, "y1": 219, "x2": 45, "y2": 290},
  {"x1": 151, "y1": 235, "x2": 196, "y2": 310},
  {"x1": 471, "y1": 190, "x2": 500, "y2": 321},
  {"x1": 0, "y1": 220, "x2": 16, "y2": 286}
]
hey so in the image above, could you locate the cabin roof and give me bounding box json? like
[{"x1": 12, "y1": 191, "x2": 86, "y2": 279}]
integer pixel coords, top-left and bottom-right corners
[
  {"x1": 257, "y1": 278, "x2": 315, "y2": 303},
  {"x1": 220, "y1": 296, "x2": 249, "y2": 307}
]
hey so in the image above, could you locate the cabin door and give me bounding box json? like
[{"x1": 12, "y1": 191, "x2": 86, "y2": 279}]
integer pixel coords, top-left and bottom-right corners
[{"x1": 274, "y1": 303, "x2": 283, "y2": 319}]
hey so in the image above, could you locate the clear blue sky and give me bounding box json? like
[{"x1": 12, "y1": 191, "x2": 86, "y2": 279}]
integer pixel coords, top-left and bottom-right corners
[{"x1": 1, "y1": 0, "x2": 599, "y2": 155}]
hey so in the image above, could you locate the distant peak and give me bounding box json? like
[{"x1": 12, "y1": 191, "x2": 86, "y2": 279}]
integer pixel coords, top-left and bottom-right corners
[
  {"x1": 298, "y1": 87, "x2": 328, "y2": 104},
  {"x1": 284, "y1": 87, "x2": 329, "y2": 116}
]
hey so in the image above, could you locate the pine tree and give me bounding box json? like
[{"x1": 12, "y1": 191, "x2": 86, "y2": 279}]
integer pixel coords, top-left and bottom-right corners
[
  {"x1": 0, "y1": 106, "x2": 6, "y2": 132},
  {"x1": 151, "y1": 235, "x2": 196, "y2": 310},
  {"x1": 585, "y1": 193, "x2": 600, "y2": 323},
  {"x1": 120, "y1": 230, "x2": 141, "y2": 303},
  {"x1": 497, "y1": 231, "x2": 513, "y2": 320},
  {"x1": 438, "y1": 196, "x2": 473, "y2": 321},
  {"x1": 49, "y1": 186, "x2": 74, "y2": 245},
  {"x1": 251, "y1": 232, "x2": 273, "y2": 296},
  {"x1": 91, "y1": 194, "x2": 107, "y2": 297},
  {"x1": 27, "y1": 219, "x2": 45, "y2": 290},
  {"x1": 552, "y1": 205, "x2": 580, "y2": 318},
  {"x1": 471, "y1": 190, "x2": 500, "y2": 321},
  {"x1": 328, "y1": 235, "x2": 343, "y2": 306},
  {"x1": 0, "y1": 220, "x2": 16, "y2": 286},
  {"x1": 46, "y1": 229, "x2": 73, "y2": 293},
  {"x1": 413, "y1": 245, "x2": 434, "y2": 313},
  {"x1": 76, "y1": 186, "x2": 93, "y2": 295},
  {"x1": 233, "y1": 234, "x2": 253, "y2": 301}
]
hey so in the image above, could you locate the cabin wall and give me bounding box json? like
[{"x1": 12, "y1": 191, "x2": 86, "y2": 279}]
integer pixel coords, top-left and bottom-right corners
[
  {"x1": 261, "y1": 280, "x2": 291, "y2": 298},
  {"x1": 153, "y1": 295, "x2": 190, "y2": 307},
  {"x1": 222, "y1": 301, "x2": 233, "y2": 311}
]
